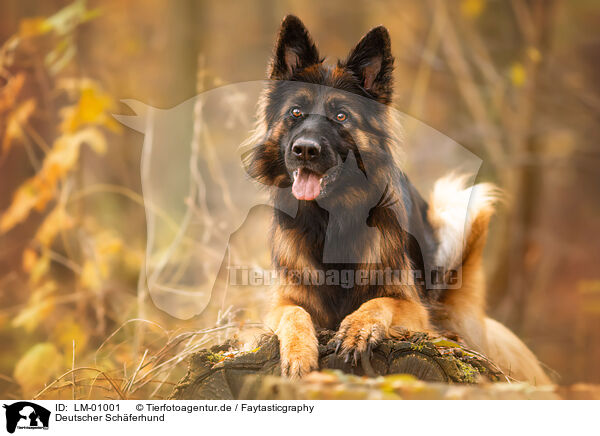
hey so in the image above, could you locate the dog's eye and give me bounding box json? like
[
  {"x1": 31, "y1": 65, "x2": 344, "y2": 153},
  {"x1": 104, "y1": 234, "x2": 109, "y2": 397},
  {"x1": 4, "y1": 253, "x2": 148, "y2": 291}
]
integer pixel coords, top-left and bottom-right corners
[
  {"x1": 336, "y1": 111, "x2": 348, "y2": 122},
  {"x1": 290, "y1": 107, "x2": 303, "y2": 118}
]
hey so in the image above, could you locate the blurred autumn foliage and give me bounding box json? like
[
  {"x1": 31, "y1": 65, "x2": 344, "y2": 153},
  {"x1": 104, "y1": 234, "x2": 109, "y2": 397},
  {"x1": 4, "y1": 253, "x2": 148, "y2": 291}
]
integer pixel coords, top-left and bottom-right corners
[
  {"x1": 0, "y1": 1, "x2": 147, "y2": 398},
  {"x1": 0, "y1": 0, "x2": 599, "y2": 399}
]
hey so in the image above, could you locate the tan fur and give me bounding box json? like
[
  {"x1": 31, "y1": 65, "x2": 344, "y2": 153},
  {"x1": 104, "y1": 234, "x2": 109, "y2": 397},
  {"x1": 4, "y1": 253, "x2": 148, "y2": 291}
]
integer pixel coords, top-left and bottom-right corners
[
  {"x1": 483, "y1": 318, "x2": 551, "y2": 384},
  {"x1": 333, "y1": 297, "x2": 432, "y2": 355},
  {"x1": 428, "y1": 175, "x2": 551, "y2": 385},
  {"x1": 267, "y1": 297, "x2": 319, "y2": 379},
  {"x1": 271, "y1": 226, "x2": 318, "y2": 271}
]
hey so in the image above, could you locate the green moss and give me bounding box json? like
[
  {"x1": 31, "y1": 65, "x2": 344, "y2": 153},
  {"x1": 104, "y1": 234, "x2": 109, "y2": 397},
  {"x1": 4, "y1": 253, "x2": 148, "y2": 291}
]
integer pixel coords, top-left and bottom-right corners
[
  {"x1": 410, "y1": 342, "x2": 425, "y2": 351},
  {"x1": 430, "y1": 338, "x2": 461, "y2": 348},
  {"x1": 205, "y1": 351, "x2": 225, "y2": 363},
  {"x1": 454, "y1": 359, "x2": 478, "y2": 383}
]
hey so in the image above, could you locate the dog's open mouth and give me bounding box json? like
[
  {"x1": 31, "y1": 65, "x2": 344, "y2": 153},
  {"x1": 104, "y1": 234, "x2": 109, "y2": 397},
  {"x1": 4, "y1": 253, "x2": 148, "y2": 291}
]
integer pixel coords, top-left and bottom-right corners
[
  {"x1": 291, "y1": 168, "x2": 322, "y2": 200},
  {"x1": 291, "y1": 165, "x2": 340, "y2": 201}
]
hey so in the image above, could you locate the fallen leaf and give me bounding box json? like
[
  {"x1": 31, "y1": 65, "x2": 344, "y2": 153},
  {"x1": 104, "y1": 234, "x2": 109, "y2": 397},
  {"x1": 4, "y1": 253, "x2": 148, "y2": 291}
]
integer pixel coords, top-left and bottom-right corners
[
  {"x1": 0, "y1": 179, "x2": 46, "y2": 233},
  {"x1": 60, "y1": 85, "x2": 118, "y2": 134},
  {"x1": 510, "y1": 62, "x2": 526, "y2": 87},
  {"x1": 29, "y1": 254, "x2": 50, "y2": 285},
  {"x1": 0, "y1": 73, "x2": 25, "y2": 114},
  {"x1": 461, "y1": 0, "x2": 486, "y2": 19},
  {"x1": 34, "y1": 205, "x2": 74, "y2": 247},
  {"x1": 53, "y1": 317, "x2": 88, "y2": 354},
  {"x1": 22, "y1": 248, "x2": 38, "y2": 273},
  {"x1": 80, "y1": 260, "x2": 101, "y2": 291},
  {"x1": 2, "y1": 99, "x2": 36, "y2": 154},
  {"x1": 19, "y1": 17, "x2": 52, "y2": 38},
  {"x1": 14, "y1": 343, "x2": 63, "y2": 397},
  {"x1": 12, "y1": 281, "x2": 57, "y2": 332},
  {"x1": 0, "y1": 127, "x2": 106, "y2": 234}
]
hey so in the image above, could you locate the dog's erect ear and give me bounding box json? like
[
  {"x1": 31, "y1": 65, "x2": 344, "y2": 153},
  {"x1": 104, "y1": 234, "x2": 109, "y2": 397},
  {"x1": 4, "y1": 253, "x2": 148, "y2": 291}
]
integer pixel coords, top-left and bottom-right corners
[
  {"x1": 344, "y1": 26, "x2": 394, "y2": 103},
  {"x1": 269, "y1": 15, "x2": 320, "y2": 79}
]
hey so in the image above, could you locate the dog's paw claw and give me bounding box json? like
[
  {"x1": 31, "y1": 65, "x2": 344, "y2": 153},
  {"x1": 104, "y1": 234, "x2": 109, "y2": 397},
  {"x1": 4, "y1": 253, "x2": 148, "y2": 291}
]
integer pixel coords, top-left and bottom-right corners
[
  {"x1": 333, "y1": 316, "x2": 386, "y2": 365},
  {"x1": 329, "y1": 338, "x2": 343, "y2": 355},
  {"x1": 334, "y1": 340, "x2": 342, "y2": 355},
  {"x1": 280, "y1": 347, "x2": 318, "y2": 379}
]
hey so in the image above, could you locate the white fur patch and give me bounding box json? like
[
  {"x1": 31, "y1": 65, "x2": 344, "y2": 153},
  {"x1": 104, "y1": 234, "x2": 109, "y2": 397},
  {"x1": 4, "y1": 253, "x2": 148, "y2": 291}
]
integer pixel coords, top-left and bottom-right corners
[{"x1": 428, "y1": 175, "x2": 499, "y2": 269}]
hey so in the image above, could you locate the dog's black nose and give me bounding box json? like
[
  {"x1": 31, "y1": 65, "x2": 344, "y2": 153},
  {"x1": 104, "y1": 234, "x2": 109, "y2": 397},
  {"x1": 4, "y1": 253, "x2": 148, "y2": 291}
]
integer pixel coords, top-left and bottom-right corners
[{"x1": 292, "y1": 138, "x2": 321, "y2": 161}]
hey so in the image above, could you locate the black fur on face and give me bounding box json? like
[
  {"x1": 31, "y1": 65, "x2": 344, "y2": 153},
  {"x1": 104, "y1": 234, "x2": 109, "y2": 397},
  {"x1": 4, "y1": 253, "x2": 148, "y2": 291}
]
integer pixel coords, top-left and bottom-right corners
[
  {"x1": 268, "y1": 15, "x2": 395, "y2": 104},
  {"x1": 247, "y1": 15, "x2": 398, "y2": 206}
]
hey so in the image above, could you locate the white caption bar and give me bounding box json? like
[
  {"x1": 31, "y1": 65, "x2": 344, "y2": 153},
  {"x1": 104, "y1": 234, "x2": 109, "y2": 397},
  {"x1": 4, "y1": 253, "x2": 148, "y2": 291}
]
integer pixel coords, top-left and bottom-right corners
[{"x1": 0, "y1": 400, "x2": 596, "y2": 435}]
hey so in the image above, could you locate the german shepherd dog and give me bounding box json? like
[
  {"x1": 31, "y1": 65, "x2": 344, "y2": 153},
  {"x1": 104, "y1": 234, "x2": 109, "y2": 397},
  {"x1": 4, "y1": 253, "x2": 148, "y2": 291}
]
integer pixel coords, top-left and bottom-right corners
[{"x1": 247, "y1": 15, "x2": 550, "y2": 384}]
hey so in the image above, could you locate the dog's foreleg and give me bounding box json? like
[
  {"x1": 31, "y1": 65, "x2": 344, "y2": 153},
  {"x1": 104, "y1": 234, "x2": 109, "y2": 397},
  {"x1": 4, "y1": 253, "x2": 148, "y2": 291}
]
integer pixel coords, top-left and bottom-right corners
[{"x1": 267, "y1": 298, "x2": 319, "y2": 379}]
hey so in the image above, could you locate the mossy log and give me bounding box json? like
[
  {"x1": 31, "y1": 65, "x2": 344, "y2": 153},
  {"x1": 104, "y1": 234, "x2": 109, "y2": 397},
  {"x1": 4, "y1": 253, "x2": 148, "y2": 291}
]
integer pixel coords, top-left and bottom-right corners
[{"x1": 169, "y1": 329, "x2": 508, "y2": 400}]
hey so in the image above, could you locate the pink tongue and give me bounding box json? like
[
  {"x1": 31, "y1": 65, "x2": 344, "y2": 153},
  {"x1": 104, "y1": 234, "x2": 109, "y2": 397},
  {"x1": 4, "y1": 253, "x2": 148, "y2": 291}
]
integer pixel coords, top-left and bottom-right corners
[{"x1": 292, "y1": 169, "x2": 321, "y2": 200}]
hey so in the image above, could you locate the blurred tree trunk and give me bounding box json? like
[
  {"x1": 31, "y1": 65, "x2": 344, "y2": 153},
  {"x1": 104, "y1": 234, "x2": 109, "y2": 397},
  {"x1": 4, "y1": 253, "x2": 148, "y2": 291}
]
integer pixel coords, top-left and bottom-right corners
[{"x1": 489, "y1": 0, "x2": 559, "y2": 330}]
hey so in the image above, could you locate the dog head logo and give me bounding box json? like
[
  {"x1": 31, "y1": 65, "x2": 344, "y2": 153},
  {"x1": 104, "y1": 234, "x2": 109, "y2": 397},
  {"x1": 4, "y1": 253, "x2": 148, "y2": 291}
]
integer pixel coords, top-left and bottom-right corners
[{"x1": 3, "y1": 402, "x2": 50, "y2": 434}]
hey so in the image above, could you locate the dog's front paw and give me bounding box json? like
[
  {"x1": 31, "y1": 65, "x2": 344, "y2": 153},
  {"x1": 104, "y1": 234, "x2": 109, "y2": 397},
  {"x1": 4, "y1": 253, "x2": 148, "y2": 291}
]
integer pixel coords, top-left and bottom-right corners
[
  {"x1": 279, "y1": 339, "x2": 319, "y2": 379},
  {"x1": 330, "y1": 312, "x2": 387, "y2": 364},
  {"x1": 273, "y1": 304, "x2": 319, "y2": 379}
]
